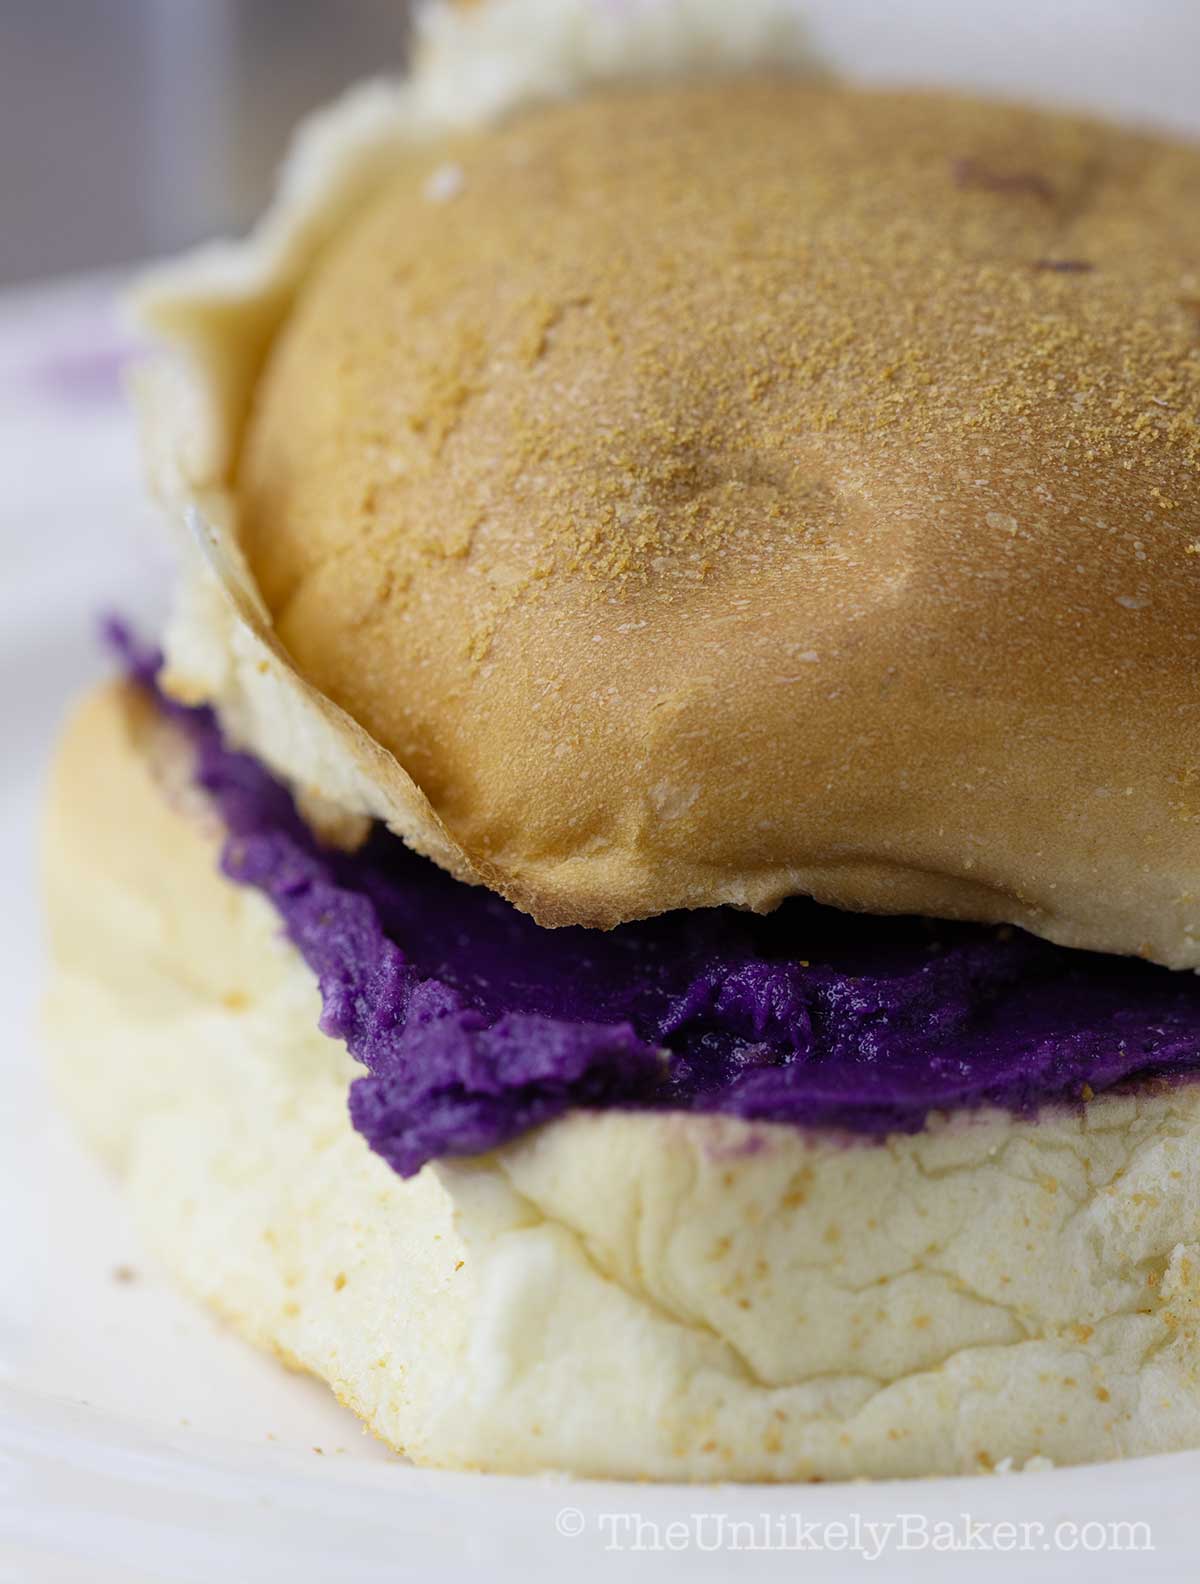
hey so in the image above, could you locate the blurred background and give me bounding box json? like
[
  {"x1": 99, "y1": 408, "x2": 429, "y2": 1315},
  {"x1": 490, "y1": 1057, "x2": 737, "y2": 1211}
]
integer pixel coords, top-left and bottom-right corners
[
  {"x1": 2, "y1": 0, "x2": 1200, "y2": 287},
  {"x1": 0, "y1": 0, "x2": 413, "y2": 284}
]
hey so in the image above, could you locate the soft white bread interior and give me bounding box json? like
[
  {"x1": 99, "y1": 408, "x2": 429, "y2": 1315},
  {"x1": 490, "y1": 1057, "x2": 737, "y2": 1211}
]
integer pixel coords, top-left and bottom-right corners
[{"x1": 42, "y1": 682, "x2": 1200, "y2": 1478}]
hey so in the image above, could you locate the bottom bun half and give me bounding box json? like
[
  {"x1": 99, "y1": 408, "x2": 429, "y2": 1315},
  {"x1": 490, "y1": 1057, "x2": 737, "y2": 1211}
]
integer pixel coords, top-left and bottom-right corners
[{"x1": 42, "y1": 683, "x2": 1200, "y2": 1479}]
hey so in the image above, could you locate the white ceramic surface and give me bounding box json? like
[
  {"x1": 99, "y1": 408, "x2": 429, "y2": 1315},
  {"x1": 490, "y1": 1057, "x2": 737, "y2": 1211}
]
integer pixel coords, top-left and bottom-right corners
[{"x1": 3, "y1": 4, "x2": 1200, "y2": 1577}]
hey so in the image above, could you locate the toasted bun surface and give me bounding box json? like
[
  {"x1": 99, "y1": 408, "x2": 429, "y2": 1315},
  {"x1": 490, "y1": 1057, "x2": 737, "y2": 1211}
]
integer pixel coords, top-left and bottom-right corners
[
  {"x1": 237, "y1": 77, "x2": 1200, "y2": 954},
  {"x1": 42, "y1": 683, "x2": 1200, "y2": 1478}
]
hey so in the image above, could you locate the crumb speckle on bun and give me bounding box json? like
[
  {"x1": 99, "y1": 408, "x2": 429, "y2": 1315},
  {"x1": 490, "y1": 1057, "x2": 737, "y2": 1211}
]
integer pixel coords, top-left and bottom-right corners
[
  {"x1": 237, "y1": 78, "x2": 1200, "y2": 957},
  {"x1": 44, "y1": 682, "x2": 1200, "y2": 1480},
  {"x1": 48, "y1": 0, "x2": 1200, "y2": 1485}
]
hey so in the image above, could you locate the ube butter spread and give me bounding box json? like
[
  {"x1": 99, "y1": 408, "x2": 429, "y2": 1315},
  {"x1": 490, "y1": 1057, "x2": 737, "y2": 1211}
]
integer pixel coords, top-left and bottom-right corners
[{"x1": 118, "y1": 634, "x2": 1200, "y2": 1179}]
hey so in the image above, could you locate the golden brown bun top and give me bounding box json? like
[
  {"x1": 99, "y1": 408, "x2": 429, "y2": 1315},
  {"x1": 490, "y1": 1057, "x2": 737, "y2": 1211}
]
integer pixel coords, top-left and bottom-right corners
[{"x1": 239, "y1": 77, "x2": 1200, "y2": 957}]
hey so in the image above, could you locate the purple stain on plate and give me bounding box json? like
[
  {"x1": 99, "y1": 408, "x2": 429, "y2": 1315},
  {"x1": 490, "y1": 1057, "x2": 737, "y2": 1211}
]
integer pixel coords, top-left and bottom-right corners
[{"x1": 33, "y1": 342, "x2": 130, "y2": 405}]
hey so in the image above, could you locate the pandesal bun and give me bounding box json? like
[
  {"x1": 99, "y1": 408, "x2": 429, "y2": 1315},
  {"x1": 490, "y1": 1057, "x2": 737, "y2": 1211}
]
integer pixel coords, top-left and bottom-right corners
[
  {"x1": 42, "y1": 683, "x2": 1200, "y2": 1478},
  {"x1": 236, "y1": 78, "x2": 1200, "y2": 962}
]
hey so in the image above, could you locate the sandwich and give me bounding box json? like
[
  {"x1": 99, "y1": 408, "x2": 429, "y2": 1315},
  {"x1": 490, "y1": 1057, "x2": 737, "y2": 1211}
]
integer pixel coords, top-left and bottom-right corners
[{"x1": 43, "y1": 0, "x2": 1200, "y2": 1479}]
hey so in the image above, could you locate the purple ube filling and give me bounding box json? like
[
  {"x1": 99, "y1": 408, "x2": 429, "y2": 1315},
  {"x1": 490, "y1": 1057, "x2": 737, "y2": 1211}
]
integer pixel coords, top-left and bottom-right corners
[{"x1": 115, "y1": 630, "x2": 1200, "y2": 1178}]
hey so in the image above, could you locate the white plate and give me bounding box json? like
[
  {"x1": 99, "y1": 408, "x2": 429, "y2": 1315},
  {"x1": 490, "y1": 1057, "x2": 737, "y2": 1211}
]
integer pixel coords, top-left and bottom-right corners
[{"x1": 4, "y1": 6, "x2": 1200, "y2": 1576}]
